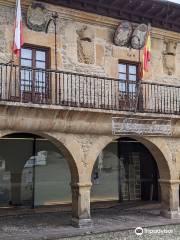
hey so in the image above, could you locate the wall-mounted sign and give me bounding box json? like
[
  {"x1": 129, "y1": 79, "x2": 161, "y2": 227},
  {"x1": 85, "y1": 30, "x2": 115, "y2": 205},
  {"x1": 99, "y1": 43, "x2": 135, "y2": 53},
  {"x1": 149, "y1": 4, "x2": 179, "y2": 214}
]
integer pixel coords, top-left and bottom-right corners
[{"x1": 112, "y1": 117, "x2": 172, "y2": 136}]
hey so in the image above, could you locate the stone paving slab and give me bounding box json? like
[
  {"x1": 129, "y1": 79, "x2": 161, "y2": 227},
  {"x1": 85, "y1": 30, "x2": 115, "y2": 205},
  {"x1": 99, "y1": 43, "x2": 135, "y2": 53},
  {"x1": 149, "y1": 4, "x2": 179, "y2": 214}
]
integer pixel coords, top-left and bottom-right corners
[{"x1": 0, "y1": 203, "x2": 179, "y2": 239}]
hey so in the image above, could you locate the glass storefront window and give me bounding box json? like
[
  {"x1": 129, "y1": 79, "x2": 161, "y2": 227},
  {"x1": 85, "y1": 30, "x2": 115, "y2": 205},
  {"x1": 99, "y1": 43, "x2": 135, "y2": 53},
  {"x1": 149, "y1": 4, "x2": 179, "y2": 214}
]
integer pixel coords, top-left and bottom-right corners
[
  {"x1": 91, "y1": 142, "x2": 119, "y2": 202},
  {"x1": 0, "y1": 134, "x2": 72, "y2": 208},
  {"x1": 91, "y1": 139, "x2": 159, "y2": 203}
]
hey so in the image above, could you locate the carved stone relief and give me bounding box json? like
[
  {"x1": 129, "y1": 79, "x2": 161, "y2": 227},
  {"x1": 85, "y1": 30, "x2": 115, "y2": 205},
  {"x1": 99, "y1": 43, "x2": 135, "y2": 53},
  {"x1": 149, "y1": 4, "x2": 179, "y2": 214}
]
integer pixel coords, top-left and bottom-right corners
[
  {"x1": 163, "y1": 40, "x2": 177, "y2": 75},
  {"x1": 27, "y1": 3, "x2": 49, "y2": 32},
  {"x1": 74, "y1": 135, "x2": 98, "y2": 167},
  {"x1": 74, "y1": 135, "x2": 97, "y2": 156},
  {"x1": 77, "y1": 26, "x2": 95, "y2": 64},
  {"x1": 131, "y1": 24, "x2": 148, "y2": 50},
  {"x1": 114, "y1": 21, "x2": 133, "y2": 47},
  {"x1": 114, "y1": 21, "x2": 148, "y2": 49},
  {"x1": 0, "y1": 27, "x2": 5, "y2": 53},
  {"x1": 167, "y1": 138, "x2": 178, "y2": 163},
  {"x1": 0, "y1": 25, "x2": 10, "y2": 63},
  {"x1": 112, "y1": 118, "x2": 172, "y2": 136}
]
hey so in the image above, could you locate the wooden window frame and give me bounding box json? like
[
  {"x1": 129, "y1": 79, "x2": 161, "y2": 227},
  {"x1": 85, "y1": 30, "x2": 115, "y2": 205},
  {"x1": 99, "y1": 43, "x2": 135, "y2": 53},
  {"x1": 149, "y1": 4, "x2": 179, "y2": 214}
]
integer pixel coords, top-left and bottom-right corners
[
  {"x1": 118, "y1": 60, "x2": 140, "y2": 93},
  {"x1": 118, "y1": 60, "x2": 142, "y2": 111},
  {"x1": 20, "y1": 44, "x2": 51, "y2": 70},
  {"x1": 20, "y1": 44, "x2": 51, "y2": 103}
]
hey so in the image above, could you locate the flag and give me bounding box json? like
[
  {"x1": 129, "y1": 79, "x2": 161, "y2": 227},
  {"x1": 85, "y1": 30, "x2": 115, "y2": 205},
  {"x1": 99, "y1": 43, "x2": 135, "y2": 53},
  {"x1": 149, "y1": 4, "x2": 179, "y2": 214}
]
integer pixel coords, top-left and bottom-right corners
[
  {"x1": 13, "y1": 0, "x2": 24, "y2": 57},
  {"x1": 141, "y1": 32, "x2": 151, "y2": 78}
]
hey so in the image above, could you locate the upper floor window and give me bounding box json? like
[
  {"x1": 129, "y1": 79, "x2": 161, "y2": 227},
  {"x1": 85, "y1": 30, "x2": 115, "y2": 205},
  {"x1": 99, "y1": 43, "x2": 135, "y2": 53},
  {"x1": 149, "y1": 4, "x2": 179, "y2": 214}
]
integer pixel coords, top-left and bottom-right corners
[
  {"x1": 20, "y1": 45, "x2": 50, "y2": 94},
  {"x1": 118, "y1": 62, "x2": 138, "y2": 94},
  {"x1": 21, "y1": 46, "x2": 49, "y2": 69}
]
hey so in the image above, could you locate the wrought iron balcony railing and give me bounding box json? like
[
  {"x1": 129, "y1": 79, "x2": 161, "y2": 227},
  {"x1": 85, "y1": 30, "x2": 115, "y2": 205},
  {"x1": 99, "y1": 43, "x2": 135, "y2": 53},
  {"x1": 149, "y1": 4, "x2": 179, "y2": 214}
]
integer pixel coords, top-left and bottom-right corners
[{"x1": 0, "y1": 63, "x2": 180, "y2": 115}]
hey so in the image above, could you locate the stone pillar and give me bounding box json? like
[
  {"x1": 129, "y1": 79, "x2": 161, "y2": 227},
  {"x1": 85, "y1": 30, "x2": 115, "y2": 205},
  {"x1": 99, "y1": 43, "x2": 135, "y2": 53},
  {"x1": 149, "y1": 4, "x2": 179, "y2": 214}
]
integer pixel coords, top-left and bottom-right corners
[
  {"x1": 159, "y1": 179, "x2": 180, "y2": 219},
  {"x1": 71, "y1": 182, "x2": 92, "y2": 228},
  {"x1": 11, "y1": 173, "x2": 22, "y2": 205}
]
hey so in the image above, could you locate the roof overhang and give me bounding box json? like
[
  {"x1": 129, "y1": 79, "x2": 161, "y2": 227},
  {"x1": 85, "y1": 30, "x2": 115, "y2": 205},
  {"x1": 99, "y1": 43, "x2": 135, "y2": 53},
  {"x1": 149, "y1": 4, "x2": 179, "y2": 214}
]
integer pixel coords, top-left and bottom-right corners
[{"x1": 40, "y1": 0, "x2": 180, "y2": 33}]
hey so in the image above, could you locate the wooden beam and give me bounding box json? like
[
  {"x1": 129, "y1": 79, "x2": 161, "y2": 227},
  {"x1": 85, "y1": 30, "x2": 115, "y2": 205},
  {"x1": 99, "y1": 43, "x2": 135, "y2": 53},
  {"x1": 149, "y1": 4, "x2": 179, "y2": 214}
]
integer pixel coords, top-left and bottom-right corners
[
  {"x1": 148, "y1": 6, "x2": 167, "y2": 17},
  {"x1": 131, "y1": 0, "x2": 145, "y2": 11},
  {"x1": 111, "y1": 0, "x2": 119, "y2": 5}
]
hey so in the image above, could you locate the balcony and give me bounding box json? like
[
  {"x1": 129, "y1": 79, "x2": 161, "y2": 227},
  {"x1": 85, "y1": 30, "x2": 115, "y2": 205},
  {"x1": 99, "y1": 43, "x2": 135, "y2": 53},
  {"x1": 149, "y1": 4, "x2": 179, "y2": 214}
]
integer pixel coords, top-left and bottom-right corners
[{"x1": 0, "y1": 63, "x2": 180, "y2": 115}]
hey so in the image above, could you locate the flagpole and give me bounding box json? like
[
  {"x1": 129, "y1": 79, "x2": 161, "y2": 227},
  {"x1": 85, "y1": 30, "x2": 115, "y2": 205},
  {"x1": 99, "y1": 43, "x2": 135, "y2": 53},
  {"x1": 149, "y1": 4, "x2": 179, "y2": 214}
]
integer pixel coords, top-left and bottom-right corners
[
  {"x1": 8, "y1": 0, "x2": 18, "y2": 100},
  {"x1": 45, "y1": 12, "x2": 59, "y2": 103},
  {"x1": 134, "y1": 24, "x2": 151, "y2": 113},
  {"x1": 11, "y1": 0, "x2": 17, "y2": 64},
  {"x1": 45, "y1": 12, "x2": 58, "y2": 71},
  {"x1": 134, "y1": 36, "x2": 141, "y2": 113}
]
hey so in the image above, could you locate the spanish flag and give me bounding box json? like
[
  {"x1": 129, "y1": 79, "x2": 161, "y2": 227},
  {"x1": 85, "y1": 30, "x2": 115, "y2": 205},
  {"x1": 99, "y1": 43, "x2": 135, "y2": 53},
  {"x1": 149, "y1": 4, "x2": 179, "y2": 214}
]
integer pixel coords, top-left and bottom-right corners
[{"x1": 142, "y1": 32, "x2": 151, "y2": 77}]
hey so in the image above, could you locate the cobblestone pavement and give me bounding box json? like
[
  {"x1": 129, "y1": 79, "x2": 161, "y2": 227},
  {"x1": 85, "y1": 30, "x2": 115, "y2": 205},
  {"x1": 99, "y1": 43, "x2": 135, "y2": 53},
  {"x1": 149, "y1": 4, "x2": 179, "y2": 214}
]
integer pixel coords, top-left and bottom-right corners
[
  {"x1": 61, "y1": 225, "x2": 180, "y2": 240},
  {"x1": 0, "y1": 203, "x2": 179, "y2": 240}
]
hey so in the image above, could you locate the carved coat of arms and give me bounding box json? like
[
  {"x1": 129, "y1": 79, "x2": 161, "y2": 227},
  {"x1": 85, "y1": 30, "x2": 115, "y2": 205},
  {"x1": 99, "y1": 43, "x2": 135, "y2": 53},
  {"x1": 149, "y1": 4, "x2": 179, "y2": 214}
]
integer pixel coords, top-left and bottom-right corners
[
  {"x1": 114, "y1": 21, "x2": 133, "y2": 47},
  {"x1": 131, "y1": 24, "x2": 149, "y2": 49},
  {"x1": 114, "y1": 21, "x2": 149, "y2": 50},
  {"x1": 27, "y1": 3, "x2": 48, "y2": 32}
]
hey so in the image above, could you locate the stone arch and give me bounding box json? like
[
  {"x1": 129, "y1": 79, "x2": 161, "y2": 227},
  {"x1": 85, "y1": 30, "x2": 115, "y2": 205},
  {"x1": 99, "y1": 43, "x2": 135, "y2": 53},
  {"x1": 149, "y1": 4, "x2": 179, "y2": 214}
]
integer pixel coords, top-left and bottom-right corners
[
  {"x1": 0, "y1": 131, "x2": 80, "y2": 183},
  {"x1": 133, "y1": 136, "x2": 174, "y2": 180},
  {"x1": 87, "y1": 135, "x2": 173, "y2": 181}
]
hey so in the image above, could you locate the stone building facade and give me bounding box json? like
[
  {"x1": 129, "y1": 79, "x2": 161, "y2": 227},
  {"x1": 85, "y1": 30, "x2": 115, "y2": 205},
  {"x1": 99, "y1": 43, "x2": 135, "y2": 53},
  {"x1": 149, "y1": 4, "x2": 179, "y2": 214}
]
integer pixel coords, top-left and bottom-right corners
[{"x1": 0, "y1": 0, "x2": 180, "y2": 227}]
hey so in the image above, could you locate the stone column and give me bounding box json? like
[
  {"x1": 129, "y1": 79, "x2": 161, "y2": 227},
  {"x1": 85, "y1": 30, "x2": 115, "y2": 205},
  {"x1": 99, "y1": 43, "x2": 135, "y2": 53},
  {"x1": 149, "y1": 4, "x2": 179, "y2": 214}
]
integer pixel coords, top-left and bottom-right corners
[
  {"x1": 11, "y1": 172, "x2": 22, "y2": 206},
  {"x1": 159, "y1": 179, "x2": 180, "y2": 219},
  {"x1": 71, "y1": 182, "x2": 92, "y2": 228}
]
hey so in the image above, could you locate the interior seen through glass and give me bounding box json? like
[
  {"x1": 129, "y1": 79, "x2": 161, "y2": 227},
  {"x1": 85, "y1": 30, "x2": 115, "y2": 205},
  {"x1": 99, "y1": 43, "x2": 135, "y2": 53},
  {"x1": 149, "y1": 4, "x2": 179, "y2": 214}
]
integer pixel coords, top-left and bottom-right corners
[{"x1": 0, "y1": 135, "x2": 159, "y2": 209}]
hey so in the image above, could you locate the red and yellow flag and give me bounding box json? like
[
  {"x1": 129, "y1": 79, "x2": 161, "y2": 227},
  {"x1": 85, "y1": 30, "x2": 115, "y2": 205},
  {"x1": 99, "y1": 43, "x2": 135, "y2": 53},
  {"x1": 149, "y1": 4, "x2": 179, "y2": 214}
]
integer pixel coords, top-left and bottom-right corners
[{"x1": 141, "y1": 32, "x2": 151, "y2": 78}]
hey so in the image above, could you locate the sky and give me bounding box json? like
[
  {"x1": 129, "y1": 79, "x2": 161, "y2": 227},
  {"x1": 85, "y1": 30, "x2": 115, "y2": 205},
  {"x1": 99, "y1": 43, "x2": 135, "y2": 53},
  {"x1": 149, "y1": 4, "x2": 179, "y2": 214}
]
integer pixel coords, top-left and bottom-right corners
[{"x1": 168, "y1": 0, "x2": 180, "y2": 3}]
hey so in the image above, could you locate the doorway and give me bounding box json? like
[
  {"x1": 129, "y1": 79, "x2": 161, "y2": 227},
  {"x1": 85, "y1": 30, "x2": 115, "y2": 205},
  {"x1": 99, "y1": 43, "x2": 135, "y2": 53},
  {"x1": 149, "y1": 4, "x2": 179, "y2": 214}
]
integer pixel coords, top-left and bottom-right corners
[{"x1": 91, "y1": 137, "x2": 159, "y2": 203}]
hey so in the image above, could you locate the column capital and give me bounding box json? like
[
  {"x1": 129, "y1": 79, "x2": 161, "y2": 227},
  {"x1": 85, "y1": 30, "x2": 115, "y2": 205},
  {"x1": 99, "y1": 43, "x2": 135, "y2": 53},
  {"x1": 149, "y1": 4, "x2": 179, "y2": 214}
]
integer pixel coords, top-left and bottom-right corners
[
  {"x1": 158, "y1": 179, "x2": 180, "y2": 185},
  {"x1": 70, "y1": 182, "x2": 92, "y2": 188}
]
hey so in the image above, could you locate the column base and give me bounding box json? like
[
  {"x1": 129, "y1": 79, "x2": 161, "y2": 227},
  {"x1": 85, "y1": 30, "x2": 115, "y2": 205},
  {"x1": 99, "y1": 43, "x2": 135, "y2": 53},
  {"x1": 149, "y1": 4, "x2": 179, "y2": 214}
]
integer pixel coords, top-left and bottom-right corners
[
  {"x1": 161, "y1": 209, "x2": 180, "y2": 219},
  {"x1": 71, "y1": 218, "x2": 93, "y2": 228}
]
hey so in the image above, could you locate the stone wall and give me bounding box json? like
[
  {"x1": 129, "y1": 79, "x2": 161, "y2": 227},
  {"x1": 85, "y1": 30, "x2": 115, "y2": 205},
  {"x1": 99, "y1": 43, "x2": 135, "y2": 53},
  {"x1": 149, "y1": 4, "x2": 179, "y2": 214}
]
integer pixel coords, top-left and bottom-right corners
[
  {"x1": 0, "y1": 1, "x2": 180, "y2": 223},
  {"x1": 0, "y1": 2, "x2": 180, "y2": 86}
]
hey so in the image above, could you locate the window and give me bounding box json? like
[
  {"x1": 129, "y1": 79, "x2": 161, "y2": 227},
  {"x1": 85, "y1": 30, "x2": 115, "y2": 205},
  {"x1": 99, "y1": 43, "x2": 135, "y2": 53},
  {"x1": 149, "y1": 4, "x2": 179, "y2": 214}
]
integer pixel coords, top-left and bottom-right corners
[
  {"x1": 118, "y1": 62, "x2": 138, "y2": 94},
  {"x1": 20, "y1": 46, "x2": 50, "y2": 94}
]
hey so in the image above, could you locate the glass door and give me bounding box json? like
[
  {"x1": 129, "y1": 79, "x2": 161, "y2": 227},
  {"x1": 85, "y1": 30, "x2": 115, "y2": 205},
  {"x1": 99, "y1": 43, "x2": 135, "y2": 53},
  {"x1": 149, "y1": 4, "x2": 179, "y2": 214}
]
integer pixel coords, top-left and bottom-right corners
[
  {"x1": 20, "y1": 46, "x2": 49, "y2": 103},
  {"x1": 118, "y1": 62, "x2": 138, "y2": 110}
]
